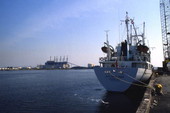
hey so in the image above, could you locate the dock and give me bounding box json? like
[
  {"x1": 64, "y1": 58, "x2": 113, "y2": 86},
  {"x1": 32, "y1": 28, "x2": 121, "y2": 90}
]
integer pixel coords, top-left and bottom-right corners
[{"x1": 136, "y1": 73, "x2": 170, "y2": 113}]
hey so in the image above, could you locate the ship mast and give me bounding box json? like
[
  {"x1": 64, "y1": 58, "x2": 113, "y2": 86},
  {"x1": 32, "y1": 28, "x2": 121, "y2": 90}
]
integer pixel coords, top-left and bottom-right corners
[
  {"x1": 105, "y1": 30, "x2": 111, "y2": 60},
  {"x1": 125, "y1": 12, "x2": 130, "y2": 44},
  {"x1": 143, "y1": 22, "x2": 146, "y2": 45},
  {"x1": 125, "y1": 12, "x2": 130, "y2": 60}
]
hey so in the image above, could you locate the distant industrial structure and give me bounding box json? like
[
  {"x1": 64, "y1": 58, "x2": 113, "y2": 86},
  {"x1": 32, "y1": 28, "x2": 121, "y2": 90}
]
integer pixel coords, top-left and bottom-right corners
[
  {"x1": 0, "y1": 66, "x2": 33, "y2": 71},
  {"x1": 38, "y1": 56, "x2": 70, "y2": 69},
  {"x1": 87, "y1": 63, "x2": 95, "y2": 68},
  {"x1": 0, "y1": 56, "x2": 96, "y2": 71}
]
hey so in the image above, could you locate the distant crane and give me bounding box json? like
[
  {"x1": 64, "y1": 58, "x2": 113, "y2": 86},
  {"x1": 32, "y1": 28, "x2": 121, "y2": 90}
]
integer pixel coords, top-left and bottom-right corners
[{"x1": 160, "y1": 0, "x2": 170, "y2": 71}]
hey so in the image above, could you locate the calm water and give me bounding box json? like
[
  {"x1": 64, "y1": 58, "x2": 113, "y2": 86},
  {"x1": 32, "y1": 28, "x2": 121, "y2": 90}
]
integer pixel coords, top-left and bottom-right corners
[{"x1": 0, "y1": 69, "x2": 144, "y2": 113}]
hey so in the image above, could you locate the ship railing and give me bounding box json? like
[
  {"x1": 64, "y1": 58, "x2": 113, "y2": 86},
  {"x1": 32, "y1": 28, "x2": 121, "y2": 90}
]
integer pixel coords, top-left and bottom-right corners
[
  {"x1": 116, "y1": 56, "x2": 143, "y2": 61},
  {"x1": 99, "y1": 57, "x2": 118, "y2": 62},
  {"x1": 99, "y1": 56, "x2": 150, "y2": 62},
  {"x1": 99, "y1": 57, "x2": 108, "y2": 62}
]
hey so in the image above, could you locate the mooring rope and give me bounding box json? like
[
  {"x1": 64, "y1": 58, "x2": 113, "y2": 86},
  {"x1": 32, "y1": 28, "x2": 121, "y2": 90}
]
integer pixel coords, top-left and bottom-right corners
[
  {"x1": 109, "y1": 72, "x2": 154, "y2": 90},
  {"x1": 113, "y1": 69, "x2": 148, "y2": 86},
  {"x1": 123, "y1": 72, "x2": 148, "y2": 86}
]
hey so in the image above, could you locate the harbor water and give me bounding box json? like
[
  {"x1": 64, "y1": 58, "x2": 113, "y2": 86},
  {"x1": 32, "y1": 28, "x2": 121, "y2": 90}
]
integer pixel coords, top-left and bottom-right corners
[{"x1": 0, "y1": 69, "x2": 145, "y2": 113}]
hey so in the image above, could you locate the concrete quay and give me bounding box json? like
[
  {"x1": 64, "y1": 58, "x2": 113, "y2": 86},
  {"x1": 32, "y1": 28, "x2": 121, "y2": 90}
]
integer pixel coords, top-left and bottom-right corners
[
  {"x1": 150, "y1": 74, "x2": 170, "y2": 113},
  {"x1": 136, "y1": 74, "x2": 170, "y2": 113}
]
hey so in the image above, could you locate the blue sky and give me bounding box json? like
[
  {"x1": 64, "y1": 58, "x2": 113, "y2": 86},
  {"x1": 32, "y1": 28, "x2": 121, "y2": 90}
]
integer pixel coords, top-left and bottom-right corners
[{"x1": 0, "y1": 0, "x2": 163, "y2": 67}]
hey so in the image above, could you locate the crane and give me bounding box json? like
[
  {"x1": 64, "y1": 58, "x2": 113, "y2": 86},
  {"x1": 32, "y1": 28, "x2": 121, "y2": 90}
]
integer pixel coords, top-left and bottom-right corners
[{"x1": 160, "y1": 0, "x2": 170, "y2": 71}]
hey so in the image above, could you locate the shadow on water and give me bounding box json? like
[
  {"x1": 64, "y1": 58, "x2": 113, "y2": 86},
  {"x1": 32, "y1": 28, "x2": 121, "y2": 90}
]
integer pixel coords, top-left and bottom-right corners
[{"x1": 96, "y1": 86, "x2": 146, "y2": 113}]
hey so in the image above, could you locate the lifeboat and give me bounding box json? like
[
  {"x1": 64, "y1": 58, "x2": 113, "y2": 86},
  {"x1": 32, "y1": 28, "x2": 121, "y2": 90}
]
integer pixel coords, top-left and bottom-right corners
[{"x1": 101, "y1": 46, "x2": 114, "y2": 53}]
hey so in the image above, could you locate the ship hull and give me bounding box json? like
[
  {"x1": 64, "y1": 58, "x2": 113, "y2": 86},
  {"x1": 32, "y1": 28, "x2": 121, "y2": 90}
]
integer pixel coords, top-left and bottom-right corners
[{"x1": 94, "y1": 67, "x2": 152, "y2": 92}]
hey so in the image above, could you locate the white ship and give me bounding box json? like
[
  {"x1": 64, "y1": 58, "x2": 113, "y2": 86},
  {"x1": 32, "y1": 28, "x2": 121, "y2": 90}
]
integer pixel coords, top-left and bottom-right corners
[{"x1": 94, "y1": 12, "x2": 152, "y2": 92}]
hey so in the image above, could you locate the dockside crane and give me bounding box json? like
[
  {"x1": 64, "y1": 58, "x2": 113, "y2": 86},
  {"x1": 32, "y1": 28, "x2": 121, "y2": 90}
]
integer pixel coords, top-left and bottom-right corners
[{"x1": 160, "y1": 0, "x2": 170, "y2": 71}]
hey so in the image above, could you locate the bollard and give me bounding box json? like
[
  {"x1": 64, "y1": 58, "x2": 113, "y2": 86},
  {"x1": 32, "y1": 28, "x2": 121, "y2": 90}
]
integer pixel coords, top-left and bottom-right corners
[{"x1": 154, "y1": 84, "x2": 163, "y2": 95}]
